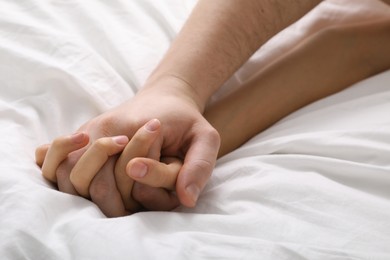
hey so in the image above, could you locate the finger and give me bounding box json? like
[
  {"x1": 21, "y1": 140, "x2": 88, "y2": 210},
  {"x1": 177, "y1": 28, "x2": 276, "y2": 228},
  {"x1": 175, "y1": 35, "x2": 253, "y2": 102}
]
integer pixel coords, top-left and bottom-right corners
[
  {"x1": 115, "y1": 119, "x2": 161, "y2": 211},
  {"x1": 41, "y1": 132, "x2": 89, "y2": 182},
  {"x1": 35, "y1": 144, "x2": 50, "y2": 167},
  {"x1": 132, "y1": 182, "x2": 180, "y2": 211},
  {"x1": 127, "y1": 157, "x2": 181, "y2": 190},
  {"x1": 147, "y1": 130, "x2": 162, "y2": 159},
  {"x1": 69, "y1": 135, "x2": 129, "y2": 198},
  {"x1": 90, "y1": 157, "x2": 128, "y2": 217},
  {"x1": 176, "y1": 126, "x2": 220, "y2": 207},
  {"x1": 56, "y1": 151, "x2": 82, "y2": 196}
]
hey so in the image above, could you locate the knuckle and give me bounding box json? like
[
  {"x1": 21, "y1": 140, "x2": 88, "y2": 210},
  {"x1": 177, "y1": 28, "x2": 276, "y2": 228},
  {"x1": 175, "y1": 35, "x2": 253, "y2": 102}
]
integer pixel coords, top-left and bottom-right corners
[
  {"x1": 197, "y1": 124, "x2": 220, "y2": 148},
  {"x1": 187, "y1": 158, "x2": 214, "y2": 180},
  {"x1": 206, "y1": 127, "x2": 221, "y2": 145},
  {"x1": 95, "y1": 116, "x2": 118, "y2": 137},
  {"x1": 131, "y1": 133, "x2": 149, "y2": 146},
  {"x1": 51, "y1": 137, "x2": 65, "y2": 148},
  {"x1": 91, "y1": 138, "x2": 111, "y2": 153},
  {"x1": 192, "y1": 158, "x2": 213, "y2": 171}
]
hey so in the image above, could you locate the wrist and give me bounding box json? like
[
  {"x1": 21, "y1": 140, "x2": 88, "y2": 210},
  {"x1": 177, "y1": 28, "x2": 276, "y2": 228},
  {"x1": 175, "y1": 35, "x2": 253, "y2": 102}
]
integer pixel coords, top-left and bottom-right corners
[{"x1": 143, "y1": 73, "x2": 208, "y2": 112}]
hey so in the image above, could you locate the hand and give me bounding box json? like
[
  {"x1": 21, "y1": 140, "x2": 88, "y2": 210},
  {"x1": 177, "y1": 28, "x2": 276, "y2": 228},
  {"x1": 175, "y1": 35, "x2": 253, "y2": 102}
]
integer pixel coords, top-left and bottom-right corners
[
  {"x1": 36, "y1": 120, "x2": 183, "y2": 216},
  {"x1": 36, "y1": 75, "x2": 220, "y2": 214},
  {"x1": 111, "y1": 78, "x2": 220, "y2": 210}
]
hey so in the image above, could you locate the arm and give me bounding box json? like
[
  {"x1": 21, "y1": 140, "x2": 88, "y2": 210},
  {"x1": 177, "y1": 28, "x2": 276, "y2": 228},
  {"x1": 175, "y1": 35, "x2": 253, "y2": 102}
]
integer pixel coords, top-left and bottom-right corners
[
  {"x1": 129, "y1": 0, "x2": 322, "y2": 208},
  {"x1": 205, "y1": 19, "x2": 390, "y2": 157},
  {"x1": 37, "y1": 0, "x2": 323, "y2": 216},
  {"x1": 127, "y1": 18, "x2": 390, "y2": 209},
  {"x1": 145, "y1": 0, "x2": 322, "y2": 111}
]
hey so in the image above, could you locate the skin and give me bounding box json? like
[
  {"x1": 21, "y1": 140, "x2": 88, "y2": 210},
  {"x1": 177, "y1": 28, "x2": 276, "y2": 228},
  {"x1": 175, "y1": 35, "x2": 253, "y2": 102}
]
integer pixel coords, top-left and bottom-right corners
[
  {"x1": 36, "y1": 120, "x2": 182, "y2": 216},
  {"x1": 207, "y1": 18, "x2": 390, "y2": 157},
  {"x1": 35, "y1": 0, "x2": 324, "y2": 217},
  {"x1": 147, "y1": 0, "x2": 322, "y2": 109},
  {"x1": 36, "y1": 16, "x2": 390, "y2": 217}
]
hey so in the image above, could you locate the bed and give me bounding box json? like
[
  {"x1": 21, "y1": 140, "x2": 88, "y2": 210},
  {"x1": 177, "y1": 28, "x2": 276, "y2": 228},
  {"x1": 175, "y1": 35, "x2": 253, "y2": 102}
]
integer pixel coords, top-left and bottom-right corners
[{"x1": 1, "y1": 0, "x2": 390, "y2": 259}]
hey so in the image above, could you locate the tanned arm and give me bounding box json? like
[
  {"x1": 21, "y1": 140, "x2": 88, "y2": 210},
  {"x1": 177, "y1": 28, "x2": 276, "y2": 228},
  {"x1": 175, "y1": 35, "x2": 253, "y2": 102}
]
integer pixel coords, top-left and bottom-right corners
[
  {"x1": 146, "y1": 0, "x2": 323, "y2": 111},
  {"x1": 204, "y1": 19, "x2": 390, "y2": 157}
]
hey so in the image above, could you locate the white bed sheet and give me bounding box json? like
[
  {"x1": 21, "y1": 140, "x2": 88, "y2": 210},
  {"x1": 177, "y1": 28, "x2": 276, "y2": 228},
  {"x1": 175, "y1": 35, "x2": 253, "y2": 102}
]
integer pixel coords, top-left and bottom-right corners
[{"x1": 1, "y1": 0, "x2": 390, "y2": 259}]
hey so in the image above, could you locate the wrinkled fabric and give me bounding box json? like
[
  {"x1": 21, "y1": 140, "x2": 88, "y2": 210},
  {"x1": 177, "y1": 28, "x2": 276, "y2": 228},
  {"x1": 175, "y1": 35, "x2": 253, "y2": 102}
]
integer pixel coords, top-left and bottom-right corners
[{"x1": 0, "y1": 0, "x2": 389, "y2": 259}]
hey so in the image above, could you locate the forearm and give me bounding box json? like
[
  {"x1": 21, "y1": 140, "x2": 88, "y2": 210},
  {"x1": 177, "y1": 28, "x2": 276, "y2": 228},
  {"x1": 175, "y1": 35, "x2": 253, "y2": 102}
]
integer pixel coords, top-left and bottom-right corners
[
  {"x1": 146, "y1": 0, "x2": 321, "y2": 111},
  {"x1": 205, "y1": 19, "x2": 390, "y2": 157}
]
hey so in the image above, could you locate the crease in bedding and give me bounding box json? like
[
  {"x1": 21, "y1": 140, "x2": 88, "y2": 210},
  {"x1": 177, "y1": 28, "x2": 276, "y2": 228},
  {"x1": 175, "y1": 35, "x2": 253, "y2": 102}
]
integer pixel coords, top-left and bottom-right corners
[{"x1": 0, "y1": 0, "x2": 389, "y2": 259}]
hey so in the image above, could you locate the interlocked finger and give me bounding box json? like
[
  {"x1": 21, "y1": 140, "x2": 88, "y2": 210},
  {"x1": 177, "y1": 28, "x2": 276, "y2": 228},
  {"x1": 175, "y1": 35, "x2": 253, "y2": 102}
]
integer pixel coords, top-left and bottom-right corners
[
  {"x1": 132, "y1": 182, "x2": 180, "y2": 211},
  {"x1": 127, "y1": 157, "x2": 182, "y2": 191},
  {"x1": 70, "y1": 135, "x2": 129, "y2": 198},
  {"x1": 115, "y1": 119, "x2": 161, "y2": 211},
  {"x1": 89, "y1": 157, "x2": 128, "y2": 217},
  {"x1": 35, "y1": 144, "x2": 51, "y2": 167},
  {"x1": 41, "y1": 132, "x2": 89, "y2": 183}
]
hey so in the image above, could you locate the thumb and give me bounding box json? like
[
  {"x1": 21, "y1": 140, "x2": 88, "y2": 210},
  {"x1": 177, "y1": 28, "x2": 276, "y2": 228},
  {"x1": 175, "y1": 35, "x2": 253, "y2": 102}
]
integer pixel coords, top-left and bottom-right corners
[{"x1": 176, "y1": 126, "x2": 220, "y2": 207}]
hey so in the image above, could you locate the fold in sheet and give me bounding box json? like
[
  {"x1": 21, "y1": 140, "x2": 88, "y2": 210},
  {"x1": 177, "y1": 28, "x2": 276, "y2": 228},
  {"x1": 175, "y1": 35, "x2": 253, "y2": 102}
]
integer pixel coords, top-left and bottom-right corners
[{"x1": 0, "y1": 0, "x2": 389, "y2": 259}]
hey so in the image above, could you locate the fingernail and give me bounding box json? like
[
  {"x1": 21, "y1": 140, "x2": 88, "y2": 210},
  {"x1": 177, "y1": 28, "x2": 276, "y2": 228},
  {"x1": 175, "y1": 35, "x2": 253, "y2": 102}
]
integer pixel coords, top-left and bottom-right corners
[
  {"x1": 185, "y1": 184, "x2": 200, "y2": 206},
  {"x1": 129, "y1": 162, "x2": 147, "y2": 178},
  {"x1": 71, "y1": 132, "x2": 85, "y2": 144},
  {"x1": 144, "y1": 119, "x2": 160, "y2": 132},
  {"x1": 112, "y1": 135, "x2": 129, "y2": 145}
]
